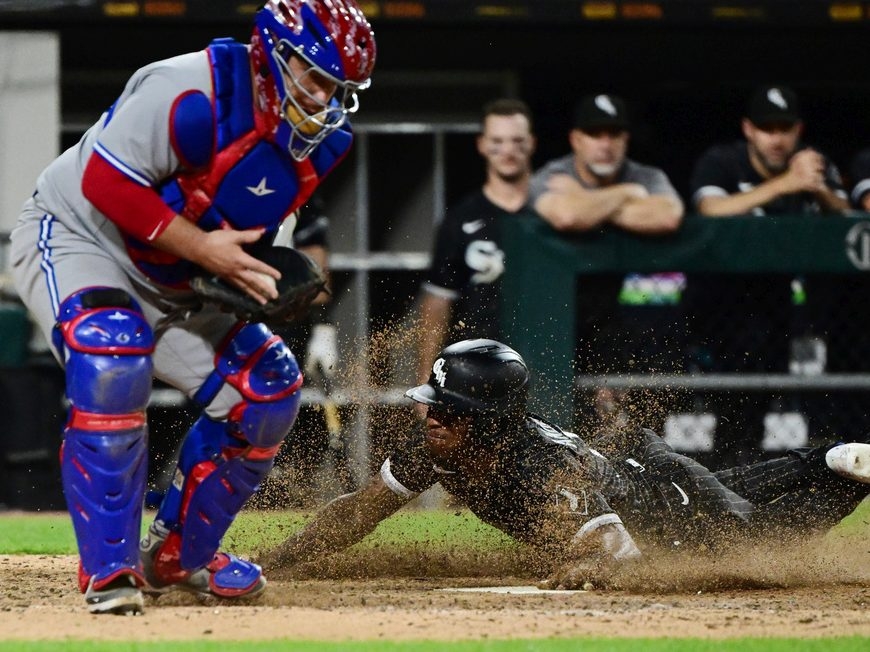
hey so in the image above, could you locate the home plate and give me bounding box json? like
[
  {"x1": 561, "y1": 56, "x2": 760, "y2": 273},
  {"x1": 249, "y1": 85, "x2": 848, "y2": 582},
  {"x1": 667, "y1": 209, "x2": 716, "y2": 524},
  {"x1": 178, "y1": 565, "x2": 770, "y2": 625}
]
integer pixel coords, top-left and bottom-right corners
[{"x1": 437, "y1": 585, "x2": 584, "y2": 594}]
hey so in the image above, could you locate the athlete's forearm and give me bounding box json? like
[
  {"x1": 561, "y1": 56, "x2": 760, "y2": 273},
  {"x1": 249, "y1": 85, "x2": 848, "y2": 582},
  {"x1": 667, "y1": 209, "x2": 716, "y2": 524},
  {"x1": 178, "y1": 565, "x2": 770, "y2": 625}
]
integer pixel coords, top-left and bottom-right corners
[
  {"x1": 696, "y1": 177, "x2": 791, "y2": 217},
  {"x1": 542, "y1": 516, "x2": 642, "y2": 590},
  {"x1": 81, "y1": 151, "x2": 178, "y2": 242},
  {"x1": 149, "y1": 213, "x2": 209, "y2": 262},
  {"x1": 260, "y1": 477, "x2": 409, "y2": 571},
  {"x1": 534, "y1": 185, "x2": 634, "y2": 232},
  {"x1": 610, "y1": 195, "x2": 683, "y2": 234},
  {"x1": 813, "y1": 188, "x2": 850, "y2": 213},
  {"x1": 153, "y1": 220, "x2": 281, "y2": 303}
]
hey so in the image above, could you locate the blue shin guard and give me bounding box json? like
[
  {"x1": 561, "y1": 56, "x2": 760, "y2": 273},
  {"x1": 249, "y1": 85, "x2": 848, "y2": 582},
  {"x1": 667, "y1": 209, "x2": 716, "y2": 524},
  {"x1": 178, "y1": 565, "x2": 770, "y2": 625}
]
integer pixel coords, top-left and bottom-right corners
[
  {"x1": 55, "y1": 288, "x2": 154, "y2": 590},
  {"x1": 63, "y1": 428, "x2": 148, "y2": 589},
  {"x1": 151, "y1": 323, "x2": 302, "y2": 577},
  {"x1": 153, "y1": 416, "x2": 276, "y2": 571}
]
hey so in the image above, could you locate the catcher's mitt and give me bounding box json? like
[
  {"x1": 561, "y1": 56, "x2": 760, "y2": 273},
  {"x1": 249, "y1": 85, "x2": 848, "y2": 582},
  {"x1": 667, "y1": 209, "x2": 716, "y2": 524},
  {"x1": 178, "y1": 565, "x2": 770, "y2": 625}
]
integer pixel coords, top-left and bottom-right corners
[{"x1": 191, "y1": 244, "x2": 327, "y2": 327}]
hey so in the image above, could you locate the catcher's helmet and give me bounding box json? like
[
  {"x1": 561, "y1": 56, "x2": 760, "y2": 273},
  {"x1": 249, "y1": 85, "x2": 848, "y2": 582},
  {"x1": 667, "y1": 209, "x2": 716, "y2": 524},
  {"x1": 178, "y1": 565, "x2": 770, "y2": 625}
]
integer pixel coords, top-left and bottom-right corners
[
  {"x1": 406, "y1": 339, "x2": 529, "y2": 415},
  {"x1": 252, "y1": 0, "x2": 376, "y2": 159}
]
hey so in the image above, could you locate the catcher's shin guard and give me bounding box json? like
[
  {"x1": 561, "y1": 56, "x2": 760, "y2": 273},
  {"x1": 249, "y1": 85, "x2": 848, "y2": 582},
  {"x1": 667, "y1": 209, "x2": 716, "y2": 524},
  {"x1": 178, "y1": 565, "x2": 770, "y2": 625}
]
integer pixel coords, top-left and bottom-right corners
[
  {"x1": 54, "y1": 288, "x2": 154, "y2": 589},
  {"x1": 151, "y1": 323, "x2": 302, "y2": 575}
]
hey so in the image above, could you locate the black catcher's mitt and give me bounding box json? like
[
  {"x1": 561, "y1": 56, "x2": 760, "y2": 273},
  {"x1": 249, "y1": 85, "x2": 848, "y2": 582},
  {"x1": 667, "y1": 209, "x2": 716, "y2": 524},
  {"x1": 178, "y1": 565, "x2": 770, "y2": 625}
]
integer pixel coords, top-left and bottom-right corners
[{"x1": 191, "y1": 244, "x2": 327, "y2": 327}]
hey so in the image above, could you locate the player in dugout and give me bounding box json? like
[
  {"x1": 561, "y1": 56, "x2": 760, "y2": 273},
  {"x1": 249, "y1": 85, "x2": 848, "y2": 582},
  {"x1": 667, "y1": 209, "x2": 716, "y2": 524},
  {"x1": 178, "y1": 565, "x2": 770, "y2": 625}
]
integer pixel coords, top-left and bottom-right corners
[
  {"x1": 10, "y1": 0, "x2": 375, "y2": 615},
  {"x1": 262, "y1": 339, "x2": 870, "y2": 589}
]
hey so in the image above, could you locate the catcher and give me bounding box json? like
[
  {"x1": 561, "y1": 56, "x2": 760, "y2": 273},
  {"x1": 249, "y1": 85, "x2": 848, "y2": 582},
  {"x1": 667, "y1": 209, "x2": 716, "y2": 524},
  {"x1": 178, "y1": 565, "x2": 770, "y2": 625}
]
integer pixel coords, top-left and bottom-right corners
[
  {"x1": 10, "y1": 0, "x2": 374, "y2": 615},
  {"x1": 262, "y1": 339, "x2": 870, "y2": 588}
]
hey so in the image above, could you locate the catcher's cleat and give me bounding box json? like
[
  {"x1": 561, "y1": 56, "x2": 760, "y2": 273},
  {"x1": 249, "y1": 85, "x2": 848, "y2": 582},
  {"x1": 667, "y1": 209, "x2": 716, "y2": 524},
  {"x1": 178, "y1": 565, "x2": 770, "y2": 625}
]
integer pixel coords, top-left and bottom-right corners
[
  {"x1": 826, "y1": 443, "x2": 870, "y2": 484},
  {"x1": 140, "y1": 524, "x2": 267, "y2": 600},
  {"x1": 84, "y1": 573, "x2": 144, "y2": 615}
]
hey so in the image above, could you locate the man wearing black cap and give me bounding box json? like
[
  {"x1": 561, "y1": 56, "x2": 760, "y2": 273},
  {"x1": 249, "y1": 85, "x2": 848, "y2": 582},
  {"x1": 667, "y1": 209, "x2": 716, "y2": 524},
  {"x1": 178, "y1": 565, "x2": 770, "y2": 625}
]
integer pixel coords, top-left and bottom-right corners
[
  {"x1": 686, "y1": 85, "x2": 848, "y2": 455},
  {"x1": 690, "y1": 85, "x2": 848, "y2": 215},
  {"x1": 529, "y1": 93, "x2": 683, "y2": 234},
  {"x1": 528, "y1": 94, "x2": 686, "y2": 419}
]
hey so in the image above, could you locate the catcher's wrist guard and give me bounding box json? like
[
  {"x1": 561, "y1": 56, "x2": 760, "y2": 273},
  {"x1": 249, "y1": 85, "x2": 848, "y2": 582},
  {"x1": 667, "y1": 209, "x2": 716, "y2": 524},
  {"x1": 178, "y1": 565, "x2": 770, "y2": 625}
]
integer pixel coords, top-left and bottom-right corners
[{"x1": 191, "y1": 244, "x2": 327, "y2": 327}]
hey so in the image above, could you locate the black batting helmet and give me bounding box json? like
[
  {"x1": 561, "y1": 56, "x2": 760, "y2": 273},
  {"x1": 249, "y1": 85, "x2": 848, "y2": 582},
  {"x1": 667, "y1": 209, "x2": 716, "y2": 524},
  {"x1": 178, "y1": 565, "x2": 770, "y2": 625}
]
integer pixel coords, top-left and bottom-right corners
[{"x1": 406, "y1": 339, "x2": 529, "y2": 414}]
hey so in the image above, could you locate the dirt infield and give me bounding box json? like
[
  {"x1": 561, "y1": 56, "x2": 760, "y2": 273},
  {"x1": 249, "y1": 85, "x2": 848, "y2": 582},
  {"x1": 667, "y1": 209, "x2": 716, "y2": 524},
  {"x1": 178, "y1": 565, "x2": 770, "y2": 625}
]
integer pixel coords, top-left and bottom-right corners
[{"x1": 2, "y1": 538, "x2": 869, "y2": 642}]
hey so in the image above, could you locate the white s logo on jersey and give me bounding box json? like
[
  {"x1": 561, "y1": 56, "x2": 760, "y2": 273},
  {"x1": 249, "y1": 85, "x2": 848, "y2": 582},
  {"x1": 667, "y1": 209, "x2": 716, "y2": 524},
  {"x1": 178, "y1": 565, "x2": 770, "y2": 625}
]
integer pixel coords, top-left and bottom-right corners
[{"x1": 465, "y1": 240, "x2": 505, "y2": 284}]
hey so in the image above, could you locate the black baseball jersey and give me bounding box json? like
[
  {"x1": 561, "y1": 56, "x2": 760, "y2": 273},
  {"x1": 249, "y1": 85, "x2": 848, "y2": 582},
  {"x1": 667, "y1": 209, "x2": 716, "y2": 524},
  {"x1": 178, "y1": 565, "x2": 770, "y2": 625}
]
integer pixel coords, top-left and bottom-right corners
[
  {"x1": 423, "y1": 190, "x2": 524, "y2": 339},
  {"x1": 381, "y1": 417, "x2": 755, "y2": 551},
  {"x1": 382, "y1": 416, "x2": 618, "y2": 546},
  {"x1": 690, "y1": 141, "x2": 846, "y2": 215}
]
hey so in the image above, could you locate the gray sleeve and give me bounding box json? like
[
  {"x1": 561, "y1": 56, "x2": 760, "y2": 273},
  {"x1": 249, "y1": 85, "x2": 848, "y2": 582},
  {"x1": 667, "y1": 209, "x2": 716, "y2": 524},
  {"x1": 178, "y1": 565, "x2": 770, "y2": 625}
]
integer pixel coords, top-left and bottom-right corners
[
  {"x1": 527, "y1": 168, "x2": 552, "y2": 207},
  {"x1": 641, "y1": 166, "x2": 680, "y2": 199},
  {"x1": 823, "y1": 158, "x2": 847, "y2": 198},
  {"x1": 528, "y1": 156, "x2": 573, "y2": 208},
  {"x1": 94, "y1": 54, "x2": 211, "y2": 186}
]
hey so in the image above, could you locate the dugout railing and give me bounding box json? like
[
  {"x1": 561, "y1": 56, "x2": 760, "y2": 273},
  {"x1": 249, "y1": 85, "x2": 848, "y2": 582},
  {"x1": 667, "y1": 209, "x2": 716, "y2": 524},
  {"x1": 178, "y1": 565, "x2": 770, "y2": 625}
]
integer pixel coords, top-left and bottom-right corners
[{"x1": 500, "y1": 213, "x2": 870, "y2": 463}]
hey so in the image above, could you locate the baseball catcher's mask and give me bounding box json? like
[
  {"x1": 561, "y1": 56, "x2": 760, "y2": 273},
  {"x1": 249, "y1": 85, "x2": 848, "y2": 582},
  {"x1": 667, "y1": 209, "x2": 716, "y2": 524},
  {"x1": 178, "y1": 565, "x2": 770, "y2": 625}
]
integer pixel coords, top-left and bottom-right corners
[
  {"x1": 252, "y1": 0, "x2": 376, "y2": 160},
  {"x1": 191, "y1": 244, "x2": 327, "y2": 327}
]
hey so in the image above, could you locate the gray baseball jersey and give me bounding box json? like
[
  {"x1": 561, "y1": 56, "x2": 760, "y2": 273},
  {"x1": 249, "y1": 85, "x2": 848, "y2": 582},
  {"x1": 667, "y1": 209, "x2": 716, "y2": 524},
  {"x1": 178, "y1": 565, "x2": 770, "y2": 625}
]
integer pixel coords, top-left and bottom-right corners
[
  {"x1": 527, "y1": 154, "x2": 684, "y2": 309},
  {"x1": 10, "y1": 49, "x2": 261, "y2": 420},
  {"x1": 528, "y1": 153, "x2": 680, "y2": 204}
]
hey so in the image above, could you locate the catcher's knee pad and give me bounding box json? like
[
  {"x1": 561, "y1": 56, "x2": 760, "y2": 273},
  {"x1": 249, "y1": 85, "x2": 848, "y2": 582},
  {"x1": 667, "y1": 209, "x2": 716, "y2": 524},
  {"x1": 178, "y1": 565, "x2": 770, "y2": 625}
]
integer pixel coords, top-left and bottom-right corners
[
  {"x1": 195, "y1": 322, "x2": 303, "y2": 446},
  {"x1": 54, "y1": 288, "x2": 155, "y2": 587},
  {"x1": 153, "y1": 415, "x2": 279, "y2": 571}
]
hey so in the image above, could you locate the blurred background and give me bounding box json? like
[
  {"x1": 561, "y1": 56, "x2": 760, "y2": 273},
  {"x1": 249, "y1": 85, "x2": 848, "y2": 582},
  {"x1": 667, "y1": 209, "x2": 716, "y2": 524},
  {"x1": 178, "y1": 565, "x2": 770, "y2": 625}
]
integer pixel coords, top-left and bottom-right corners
[{"x1": 1, "y1": 0, "x2": 869, "y2": 509}]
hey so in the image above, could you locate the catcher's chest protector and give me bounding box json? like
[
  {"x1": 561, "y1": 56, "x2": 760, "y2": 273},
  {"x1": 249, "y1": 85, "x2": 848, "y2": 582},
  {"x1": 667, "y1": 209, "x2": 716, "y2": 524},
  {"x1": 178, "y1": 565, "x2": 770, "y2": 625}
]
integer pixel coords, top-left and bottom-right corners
[{"x1": 132, "y1": 39, "x2": 352, "y2": 287}]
